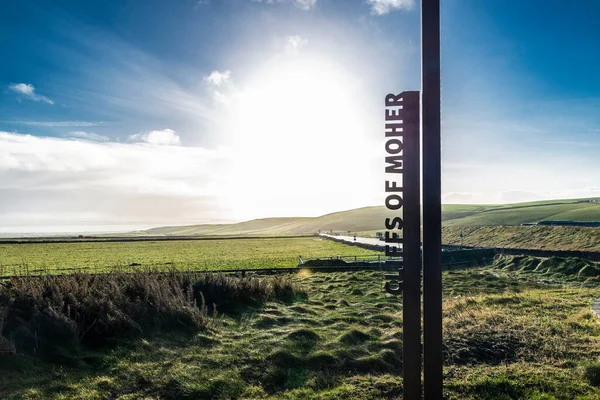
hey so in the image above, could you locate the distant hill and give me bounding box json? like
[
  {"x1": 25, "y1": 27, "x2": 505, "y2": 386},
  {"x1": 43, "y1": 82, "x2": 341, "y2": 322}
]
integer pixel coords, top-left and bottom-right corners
[
  {"x1": 442, "y1": 198, "x2": 600, "y2": 227},
  {"x1": 138, "y1": 198, "x2": 600, "y2": 236}
]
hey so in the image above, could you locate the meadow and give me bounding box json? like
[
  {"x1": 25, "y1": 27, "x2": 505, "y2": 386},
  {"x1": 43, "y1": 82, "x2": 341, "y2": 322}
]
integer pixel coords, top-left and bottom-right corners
[
  {"x1": 4, "y1": 255, "x2": 600, "y2": 399},
  {"x1": 348, "y1": 225, "x2": 600, "y2": 253},
  {"x1": 443, "y1": 225, "x2": 600, "y2": 252},
  {"x1": 0, "y1": 237, "x2": 380, "y2": 276},
  {"x1": 4, "y1": 235, "x2": 600, "y2": 399}
]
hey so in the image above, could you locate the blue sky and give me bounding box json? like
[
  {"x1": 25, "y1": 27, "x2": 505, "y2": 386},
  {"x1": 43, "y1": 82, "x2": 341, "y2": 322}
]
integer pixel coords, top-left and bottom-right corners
[
  {"x1": 0, "y1": 0, "x2": 599, "y2": 232},
  {"x1": 441, "y1": 0, "x2": 600, "y2": 204}
]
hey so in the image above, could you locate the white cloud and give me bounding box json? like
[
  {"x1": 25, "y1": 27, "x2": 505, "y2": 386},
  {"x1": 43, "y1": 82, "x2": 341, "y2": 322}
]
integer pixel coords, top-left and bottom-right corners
[
  {"x1": 9, "y1": 83, "x2": 35, "y2": 96},
  {"x1": 0, "y1": 131, "x2": 229, "y2": 230},
  {"x1": 367, "y1": 0, "x2": 415, "y2": 15},
  {"x1": 8, "y1": 83, "x2": 54, "y2": 104},
  {"x1": 284, "y1": 35, "x2": 308, "y2": 53},
  {"x1": 65, "y1": 131, "x2": 110, "y2": 142},
  {"x1": 293, "y1": 0, "x2": 316, "y2": 10},
  {"x1": 204, "y1": 70, "x2": 241, "y2": 105},
  {"x1": 129, "y1": 129, "x2": 182, "y2": 145},
  {"x1": 212, "y1": 91, "x2": 235, "y2": 105},
  {"x1": 204, "y1": 70, "x2": 231, "y2": 86},
  {"x1": 0, "y1": 131, "x2": 117, "y2": 172}
]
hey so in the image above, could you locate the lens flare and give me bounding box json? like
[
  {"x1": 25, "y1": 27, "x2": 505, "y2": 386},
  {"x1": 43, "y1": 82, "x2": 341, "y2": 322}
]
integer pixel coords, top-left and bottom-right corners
[{"x1": 297, "y1": 268, "x2": 312, "y2": 278}]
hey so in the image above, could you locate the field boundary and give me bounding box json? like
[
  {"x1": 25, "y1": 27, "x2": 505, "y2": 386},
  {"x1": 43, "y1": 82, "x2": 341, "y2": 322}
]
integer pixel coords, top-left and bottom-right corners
[
  {"x1": 0, "y1": 234, "x2": 317, "y2": 245},
  {"x1": 0, "y1": 257, "x2": 494, "y2": 280},
  {"x1": 320, "y1": 235, "x2": 496, "y2": 266},
  {"x1": 0, "y1": 264, "x2": 402, "y2": 280},
  {"x1": 444, "y1": 244, "x2": 600, "y2": 262}
]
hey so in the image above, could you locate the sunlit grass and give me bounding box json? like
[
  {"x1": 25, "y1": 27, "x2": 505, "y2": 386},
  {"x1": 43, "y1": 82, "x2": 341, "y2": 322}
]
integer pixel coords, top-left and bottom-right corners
[
  {"x1": 3, "y1": 264, "x2": 600, "y2": 399},
  {"x1": 0, "y1": 237, "x2": 381, "y2": 276},
  {"x1": 443, "y1": 225, "x2": 600, "y2": 252}
]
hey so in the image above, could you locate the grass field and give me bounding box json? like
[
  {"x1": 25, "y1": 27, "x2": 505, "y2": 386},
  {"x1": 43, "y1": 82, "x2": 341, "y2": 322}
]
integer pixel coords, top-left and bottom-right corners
[
  {"x1": 351, "y1": 225, "x2": 600, "y2": 253},
  {"x1": 0, "y1": 237, "x2": 381, "y2": 276},
  {"x1": 443, "y1": 225, "x2": 600, "y2": 252},
  {"x1": 4, "y1": 260, "x2": 600, "y2": 399},
  {"x1": 443, "y1": 200, "x2": 600, "y2": 227}
]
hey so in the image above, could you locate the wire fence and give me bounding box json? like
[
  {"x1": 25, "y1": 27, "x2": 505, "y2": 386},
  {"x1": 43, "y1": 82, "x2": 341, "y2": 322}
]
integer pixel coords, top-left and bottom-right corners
[
  {"x1": 299, "y1": 254, "x2": 400, "y2": 264},
  {"x1": 1, "y1": 250, "x2": 496, "y2": 280}
]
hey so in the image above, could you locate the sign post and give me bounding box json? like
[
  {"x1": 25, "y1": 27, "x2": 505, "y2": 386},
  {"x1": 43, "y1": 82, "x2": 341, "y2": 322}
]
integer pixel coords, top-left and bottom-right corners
[
  {"x1": 383, "y1": 1, "x2": 441, "y2": 397},
  {"x1": 422, "y1": 0, "x2": 443, "y2": 398},
  {"x1": 383, "y1": 91, "x2": 421, "y2": 399}
]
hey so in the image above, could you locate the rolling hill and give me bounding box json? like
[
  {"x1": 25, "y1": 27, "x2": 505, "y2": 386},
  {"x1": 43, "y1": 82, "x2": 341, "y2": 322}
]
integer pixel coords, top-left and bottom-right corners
[{"x1": 139, "y1": 198, "x2": 600, "y2": 236}]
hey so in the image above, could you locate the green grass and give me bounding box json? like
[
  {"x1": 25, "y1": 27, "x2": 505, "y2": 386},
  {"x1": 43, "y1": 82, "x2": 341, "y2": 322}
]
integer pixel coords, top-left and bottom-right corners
[
  {"x1": 443, "y1": 200, "x2": 600, "y2": 227},
  {"x1": 0, "y1": 237, "x2": 381, "y2": 276},
  {"x1": 443, "y1": 225, "x2": 600, "y2": 252},
  {"x1": 0, "y1": 271, "x2": 304, "y2": 360},
  {"x1": 4, "y1": 261, "x2": 600, "y2": 399},
  {"x1": 142, "y1": 206, "x2": 404, "y2": 236},
  {"x1": 136, "y1": 197, "x2": 600, "y2": 236},
  {"x1": 143, "y1": 217, "x2": 314, "y2": 236}
]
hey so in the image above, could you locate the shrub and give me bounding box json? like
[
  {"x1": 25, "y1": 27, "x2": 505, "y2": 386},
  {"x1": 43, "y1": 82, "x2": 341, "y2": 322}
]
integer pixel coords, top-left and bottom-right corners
[
  {"x1": 0, "y1": 271, "x2": 304, "y2": 358},
  {"x1": 585, "y1": 363, "x2": 600, "y2": 387}
]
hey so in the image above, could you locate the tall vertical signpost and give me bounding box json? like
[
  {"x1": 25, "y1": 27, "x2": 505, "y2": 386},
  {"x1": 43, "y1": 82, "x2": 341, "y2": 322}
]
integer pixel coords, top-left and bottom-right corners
[
  {"x1": 422, "y1": 0, "x2": 443, "y2": 398},
  {"x1": 383, "y1": 0, "x2": 441, "y2": 398}
]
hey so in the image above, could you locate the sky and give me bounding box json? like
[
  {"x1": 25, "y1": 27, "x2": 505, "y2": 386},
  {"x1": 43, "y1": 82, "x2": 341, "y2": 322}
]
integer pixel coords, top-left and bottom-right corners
[{"x1": 0, "y1": 0, "x2": 599, "y2": 233}]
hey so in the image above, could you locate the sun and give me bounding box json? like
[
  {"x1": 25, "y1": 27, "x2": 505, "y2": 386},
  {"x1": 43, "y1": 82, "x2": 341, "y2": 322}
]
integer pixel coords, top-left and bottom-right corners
[
  {"x1": 220, "y1": 55, "x2": 378, "y2": 221},
  {"x1": 233, "y1": 57, "x2": 366, "y2": 151}
]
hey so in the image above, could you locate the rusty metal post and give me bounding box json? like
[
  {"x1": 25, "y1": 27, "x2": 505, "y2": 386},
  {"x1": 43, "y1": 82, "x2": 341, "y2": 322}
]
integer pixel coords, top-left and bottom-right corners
[{"x1": 422, "y1": 0, "x2": 443, "y2": 397}]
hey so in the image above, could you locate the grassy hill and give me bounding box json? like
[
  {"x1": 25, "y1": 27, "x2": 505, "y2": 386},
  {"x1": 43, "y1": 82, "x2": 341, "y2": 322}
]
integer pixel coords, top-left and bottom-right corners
[
  {"x1": 142, "y1": 206, "x2": 404, "y2": 236},
  {"x1": 139, "y1": 198, "x2": 600, "y2": 236},
  {"x1": 443, "y1": 198, "x2": 600, "y2": 227},
  {"x1": 443, "y1": 225, "x2": 600, "y2": 252},
  {"x1": 144, "y1": 217, "x2": 313, "y2": 236}
]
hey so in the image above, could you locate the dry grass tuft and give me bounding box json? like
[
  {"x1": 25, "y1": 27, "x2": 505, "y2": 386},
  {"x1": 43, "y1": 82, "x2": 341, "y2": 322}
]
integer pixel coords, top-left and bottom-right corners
[{"x1": 0, "y1": 270, "x2": 304, "y2": 359}]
